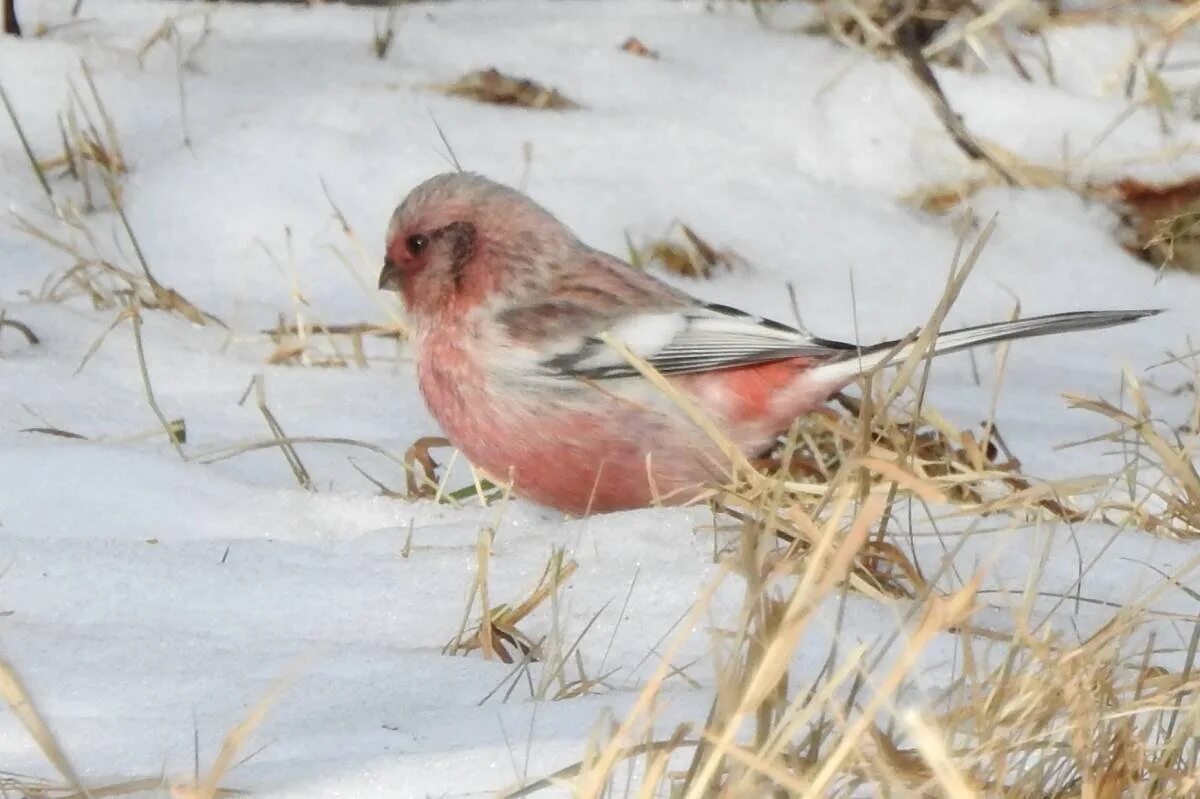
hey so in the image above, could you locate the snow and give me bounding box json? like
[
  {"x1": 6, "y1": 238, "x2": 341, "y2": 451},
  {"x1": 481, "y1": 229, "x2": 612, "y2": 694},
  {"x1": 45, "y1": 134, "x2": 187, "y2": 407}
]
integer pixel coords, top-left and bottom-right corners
[{"x1": 2, "y1": 1, "x2": 1200, "y2": 796}]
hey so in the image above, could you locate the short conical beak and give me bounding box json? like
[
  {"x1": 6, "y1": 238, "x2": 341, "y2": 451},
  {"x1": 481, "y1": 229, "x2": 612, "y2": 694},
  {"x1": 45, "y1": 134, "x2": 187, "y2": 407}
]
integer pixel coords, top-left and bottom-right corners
[{"x1": 378, "y1": 256, "x2": 400, "y2": 291}]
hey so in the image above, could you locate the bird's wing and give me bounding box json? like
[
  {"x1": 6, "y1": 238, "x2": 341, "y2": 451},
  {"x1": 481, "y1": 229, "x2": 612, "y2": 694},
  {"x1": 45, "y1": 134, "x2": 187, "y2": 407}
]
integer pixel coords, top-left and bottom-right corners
[{"x1": 497, "y1": 299, "x2": 856, "y2": 380}]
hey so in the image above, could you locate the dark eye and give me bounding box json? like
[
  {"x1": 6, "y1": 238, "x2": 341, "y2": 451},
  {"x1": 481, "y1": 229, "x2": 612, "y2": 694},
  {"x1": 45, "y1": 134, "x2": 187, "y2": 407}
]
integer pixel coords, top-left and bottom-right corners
[{"x1": 405, "y1": 234, "x2": 429, "y2": 256}]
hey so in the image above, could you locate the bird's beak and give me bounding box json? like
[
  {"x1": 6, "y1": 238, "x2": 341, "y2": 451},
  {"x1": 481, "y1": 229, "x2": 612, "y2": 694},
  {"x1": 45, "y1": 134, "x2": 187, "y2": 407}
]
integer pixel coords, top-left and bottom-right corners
[{"x1": 378, "y1": 256, "x2": 401, "y2": 291}]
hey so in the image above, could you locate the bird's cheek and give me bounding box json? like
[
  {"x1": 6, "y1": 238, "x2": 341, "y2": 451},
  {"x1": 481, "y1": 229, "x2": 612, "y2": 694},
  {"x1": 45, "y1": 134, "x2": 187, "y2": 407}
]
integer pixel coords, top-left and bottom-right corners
[{"x1": 402, "y1": 267, "x2": 450, "y2": 314}]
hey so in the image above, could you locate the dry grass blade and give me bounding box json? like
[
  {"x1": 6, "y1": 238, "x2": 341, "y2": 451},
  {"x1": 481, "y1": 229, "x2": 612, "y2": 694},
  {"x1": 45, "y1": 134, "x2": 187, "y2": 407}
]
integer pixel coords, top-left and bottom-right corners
[
  {"x1": 79, "y1": 60, "x2": 125, "y2": 174},
  {"x1": 0, "y1": 312, "x2": 40, "y2": 346},
  {"x1": 36, "y1": 62, "x2": 131, "y2": 214},
  {"x1": 372, "y1": 0, "x2": 400, "y2": 60},
  {"x1": 405, "y1": 435, "x2": 450, "y2": 498},
  {"x1": 197, "y1": 435, "x2": 410, "y2": 480},
  {"x1": 599, "y1": 331, "x2": 749, "y2": 483},
  {"x1": 0, "y1": 655, "x2": 90, "y2": 797},
  {"x1": 573, "y1": 572, "x2": 729, "y2": 797},
  {"x1": 685, "y1": 494, "x2": 889, "y2": 797},
  {"x1": 239, "y1": 374, "x2": 313, "y2": 491},
  {"x1": 1066, "y1": 369, "x2": 1200, "y2": 537},
  {"x1": 99, "y1": 168, "x2": 189, "y2": 322},
  {"x1": 505, "y1": 732, "x2": 699, "y2": 799},
  {"x1": 884, "y1": 217, "x2": 995, "y2": 408},
  {"x1": 628, "y1": 221, "x2": 749, "y2": 280},
  {"x1": 14, "y1": 200, "x2": 221, "y2": 329},
  {"x1": 21, "y1": 426, "x2": 88, "y2": 440},
  {"x1": 0, "y1": 78, "x2": 55, "y2": 206},
  {"x1": 445, "y1": 546, "x2": 578, "y2": 665},
  {"x1": 260, "y1": 319, "x2": 405, "y2": 369},
  {"x1": 130, "y1": 303, "x2": 189, "y2": 460},
  {"x1": 765, "y1": 394, "x2": 1089, "y2": 528},
  {"x1": 432, "y1": 68, "x2": 581, "y2": 110},
  {"x1": 320, "y1": 178, "x2": 411, "y2": 335},
  {"x1": 0, "y1": 774, "x2": 173, "y2": 799},
  {"x1": 174, "y1": 660, "x2": 311, "y2": 799},
  {"x1": 902, "y1": 709, "x2": 979, "y2": 796},
  {"x1": 428, "y1": 111, "x2": 463, "y2": 173},
  {"x1": 807, "y1": 577, "x2": 980, "y2": 798}
]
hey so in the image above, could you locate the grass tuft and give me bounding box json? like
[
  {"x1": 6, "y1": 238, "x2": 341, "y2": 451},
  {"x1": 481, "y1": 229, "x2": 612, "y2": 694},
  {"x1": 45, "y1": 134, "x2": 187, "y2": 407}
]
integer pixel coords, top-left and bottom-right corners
[
  {"x1": 432, "y1": 68, "x2": 582, "y2": 110},
  {"x1": 508, "y1": 219, "x2": 1200, "y2": 797},
  {"x1": 627, "y1": 221, "x2": 749, "y2": 281},
  {"x1": 1066, "y1": 367, "x2": 1200, "y2": 538}
]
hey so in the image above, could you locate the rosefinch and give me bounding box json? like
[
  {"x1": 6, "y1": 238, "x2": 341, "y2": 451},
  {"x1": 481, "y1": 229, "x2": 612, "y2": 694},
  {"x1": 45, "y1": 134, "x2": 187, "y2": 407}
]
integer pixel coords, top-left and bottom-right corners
[{"x1": 379, "y1": 172, "x2": 1157, "y2": 515}]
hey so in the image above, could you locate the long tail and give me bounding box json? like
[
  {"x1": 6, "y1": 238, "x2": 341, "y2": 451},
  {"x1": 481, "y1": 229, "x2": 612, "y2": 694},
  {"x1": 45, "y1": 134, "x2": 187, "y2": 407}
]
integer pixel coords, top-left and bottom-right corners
[{"x1": 812, "y1": 309, "x2": 1162, "y2": 384}]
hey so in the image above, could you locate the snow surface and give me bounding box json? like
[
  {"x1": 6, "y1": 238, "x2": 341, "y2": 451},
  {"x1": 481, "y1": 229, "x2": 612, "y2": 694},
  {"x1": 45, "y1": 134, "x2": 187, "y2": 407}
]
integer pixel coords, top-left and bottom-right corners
[{"x1": 2, "y1": 1, "x2": 1200, "y2": 796}]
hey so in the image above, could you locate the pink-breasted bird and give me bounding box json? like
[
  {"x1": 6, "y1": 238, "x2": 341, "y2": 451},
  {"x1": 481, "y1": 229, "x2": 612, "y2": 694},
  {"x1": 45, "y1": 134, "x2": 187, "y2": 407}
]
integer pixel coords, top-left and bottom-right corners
[{"x1": 378, "y1": 172, "x2": 1157, "y2": 515}]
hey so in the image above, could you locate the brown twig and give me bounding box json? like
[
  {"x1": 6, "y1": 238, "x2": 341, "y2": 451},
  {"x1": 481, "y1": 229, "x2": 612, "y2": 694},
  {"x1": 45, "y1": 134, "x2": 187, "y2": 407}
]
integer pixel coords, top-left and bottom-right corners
[
  {"x1": 894, "y1": 22, "x2": 1018, "y2": 186},
  {"x1": 3, "y1": 0, "x2": 19, "y2": 36}
]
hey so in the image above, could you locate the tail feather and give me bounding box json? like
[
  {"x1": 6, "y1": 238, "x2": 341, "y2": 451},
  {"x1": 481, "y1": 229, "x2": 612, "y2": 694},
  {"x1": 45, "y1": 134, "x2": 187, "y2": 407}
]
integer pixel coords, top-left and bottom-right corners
[{"x1": 812, "y1": 309, "x2": 1162, "y2": 384}]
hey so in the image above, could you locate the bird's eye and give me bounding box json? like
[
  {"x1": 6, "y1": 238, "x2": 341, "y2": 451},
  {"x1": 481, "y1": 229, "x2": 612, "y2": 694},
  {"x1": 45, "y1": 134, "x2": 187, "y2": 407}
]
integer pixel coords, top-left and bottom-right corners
[{"x1": 405, "y1": 233, "x2": 429, "y2": 256}]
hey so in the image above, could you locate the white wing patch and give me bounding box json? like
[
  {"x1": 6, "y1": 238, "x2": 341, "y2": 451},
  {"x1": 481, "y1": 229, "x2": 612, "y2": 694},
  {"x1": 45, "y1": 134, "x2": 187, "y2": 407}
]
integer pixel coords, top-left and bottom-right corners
[
  {"x1": 542, "y1": 303, "x2": 855, "y2": 379},
  {"x1": 565, "y1": 312, "x2": 688, "y2": 373}
]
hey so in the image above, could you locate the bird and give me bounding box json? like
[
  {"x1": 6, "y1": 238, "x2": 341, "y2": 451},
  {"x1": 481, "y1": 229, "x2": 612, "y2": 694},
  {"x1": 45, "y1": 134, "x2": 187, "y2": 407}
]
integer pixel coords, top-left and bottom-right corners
[{"x1": 378, "y1": 172, "x2": 1158, "y2": 515}]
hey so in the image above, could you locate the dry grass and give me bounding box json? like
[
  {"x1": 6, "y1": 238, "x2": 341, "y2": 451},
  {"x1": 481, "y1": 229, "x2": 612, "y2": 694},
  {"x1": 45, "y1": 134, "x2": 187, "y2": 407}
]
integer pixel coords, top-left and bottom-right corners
[
  {"x1": 431, "y1": 68, "x2": 581, "y2": 110},
  {"x1": 6, "y1": 6, "x2": 1198, "y2": 794},
  {"x1": 1, "y1": 59, "x2": 127, "y2": 214},
  {"x1": 446, "y1": 540, "x2": 570, "y2": 663},
  {"x1": 16, "y1": 199, "x2": 217, "y2": 325},
  {"x1": 516, "y1": 498, "x2": 1200, "y2": 797},
  {"x1": 807, "y1": 0, "x2": 987, "y2": 67},
  {"x1": 1110, "y1": 177, "x2": 1200, "y2": 276},
  {"x1": 1066, "y1": 368, "x2": 1200, "y2": 538},
  {"x1": 906, "y1": 152, "x2": 1200, "y2": 279},
  {"x1": 250, "y1": 181, "x2": 409, "y2": 369},
  {"x1": 260, "y1": 318, "x2": 406, "y2": 368},
  {"x1": 442, "y1": 518, "x2": 627, "y2": 703},
  {"x1": 0, "y1": 651, "x2": 270, "y2": 798},
  {"x1": 502, "y1": 508, "x2": 1198, "y2": 794},
  {"x1": 3, "y1": 59, "x2": 227, "y2": 329},
  {"x1": 627, "y1": 221, "x2": 750, "y2": 281},
  {"x1": 8, "y1": 67, "x2": 220, "y2": 329},
  {"x1": 806, "y1": 0, "x2": 1197, "y2": 79},
  {"x1": 813, "y1": 1, "x2": 1200, "y2": 273},
  {"x1": 501, "y1": 223, "x2": 1200, "y2": 797},
  {"x1": 371, "y1": 0, "x2": 401, "y2": 60}
]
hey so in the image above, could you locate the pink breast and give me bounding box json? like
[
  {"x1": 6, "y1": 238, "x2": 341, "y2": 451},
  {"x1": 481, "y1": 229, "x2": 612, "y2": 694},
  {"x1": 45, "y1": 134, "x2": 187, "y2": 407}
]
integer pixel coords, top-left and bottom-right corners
[{"x1": 415, "y1": 334, "x2": 831, "y2": 514}]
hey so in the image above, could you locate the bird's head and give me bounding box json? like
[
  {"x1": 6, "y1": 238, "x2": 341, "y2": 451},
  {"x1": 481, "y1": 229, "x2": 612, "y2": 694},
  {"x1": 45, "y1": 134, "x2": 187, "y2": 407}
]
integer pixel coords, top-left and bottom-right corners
[{"x1": 380, "y1": 172, "x2": 577, "y2": 321}]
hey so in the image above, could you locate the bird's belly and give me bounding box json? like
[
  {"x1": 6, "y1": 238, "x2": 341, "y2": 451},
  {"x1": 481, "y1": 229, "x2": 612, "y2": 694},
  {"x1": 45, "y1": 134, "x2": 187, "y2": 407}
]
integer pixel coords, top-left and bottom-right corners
[
  {"x1": 417, "y1": 341, "x2": 830, "y2": 514},
  {"x1": 417, "y1": 362, "x2": 720, "y2": 513},
  {"x1": 454, "y1": 395, "x2": 723, "y2": 514}
]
